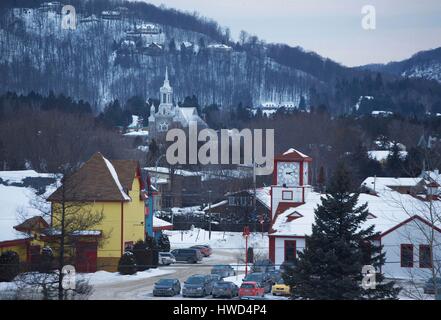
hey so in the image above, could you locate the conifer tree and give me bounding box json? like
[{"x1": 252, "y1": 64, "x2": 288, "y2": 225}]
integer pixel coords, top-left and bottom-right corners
[{"x1": 286, "y1": 162, "x2": 399, "y2": 300}]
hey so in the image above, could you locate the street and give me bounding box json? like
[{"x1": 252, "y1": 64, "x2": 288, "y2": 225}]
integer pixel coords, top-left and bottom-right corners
[{"x1": 90, "y1": 249, "x2": 243, "y2": 300}]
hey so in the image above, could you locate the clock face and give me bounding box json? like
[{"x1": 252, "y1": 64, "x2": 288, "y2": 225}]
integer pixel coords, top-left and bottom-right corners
[{"x1": 277, "y1": 162, "x2": 299, "y2": 186}]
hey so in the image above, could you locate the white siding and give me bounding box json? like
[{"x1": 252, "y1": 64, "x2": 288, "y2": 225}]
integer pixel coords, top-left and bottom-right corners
[{"x1": 381, "y1": 219, "x2": 441, "y2": 280}]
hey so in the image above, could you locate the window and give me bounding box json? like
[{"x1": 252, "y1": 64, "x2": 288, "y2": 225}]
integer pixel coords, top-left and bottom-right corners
[
  {"x1": 284, "y1": 240, "x2": 296, "y2": 262},
  {"x1": 400, "y1": 244, "x2": 413, "y2": 268},
  {"x1": 282, "y1": 190, "x2": 293, "y2": 201},
  {"x1": 228, "y1": 196, "x2": 235, "y2": 206},
  {"x1": 419, "y1": 245, "x2": 432, "y2": 268}
]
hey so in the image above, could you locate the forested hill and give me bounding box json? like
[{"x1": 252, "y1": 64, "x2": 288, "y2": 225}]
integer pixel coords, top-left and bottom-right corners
[{"x1": 1, "y1": 0, "x2": 441, "y2": 115}]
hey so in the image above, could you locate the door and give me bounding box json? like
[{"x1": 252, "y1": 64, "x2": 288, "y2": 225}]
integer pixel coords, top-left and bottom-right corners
[
  {"x1": 75, "y1": 242, "x2": 97, "y2": 273},
  {"x1": 29, "y1": 245, "x2": 41, "y2": 270}
]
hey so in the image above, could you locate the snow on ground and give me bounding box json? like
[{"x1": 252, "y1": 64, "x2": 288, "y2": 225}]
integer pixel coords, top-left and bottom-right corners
[
  {"x1": 80, "y1": 268, "x2": 175, "y2": 286},
  {"x1": 124, "y1": 130, "x2": 149, "y2": 137},
  {"x1": 368, "y1": 150, "x2": 408, "y2": 162},
  {"x1": 0, "y1": 171, "x2": 58, "y2": 242},
  {"x1": 167, "y1": 228, "x2": 269, "y2": 254}
]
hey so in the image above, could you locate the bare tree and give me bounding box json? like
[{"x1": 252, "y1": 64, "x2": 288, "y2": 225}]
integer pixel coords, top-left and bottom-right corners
[{"x1": 16, "y1": 166, "x2": 107, "y2": 300}]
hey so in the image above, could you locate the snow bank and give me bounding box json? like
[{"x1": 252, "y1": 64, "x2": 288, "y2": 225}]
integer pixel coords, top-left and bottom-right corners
[{"x1": 80, "y1": 268, "x2": 175, "y2": 286}]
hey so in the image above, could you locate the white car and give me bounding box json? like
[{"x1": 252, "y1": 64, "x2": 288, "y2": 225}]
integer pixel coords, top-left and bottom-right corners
[{"x1": 159, "y1": 252, "x2": 176, "y2": 265}]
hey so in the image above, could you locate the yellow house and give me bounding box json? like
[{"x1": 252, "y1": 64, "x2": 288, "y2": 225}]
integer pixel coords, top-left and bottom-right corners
[{"x1": 47, "y1": 152, "x2": 146, "y2": 272}]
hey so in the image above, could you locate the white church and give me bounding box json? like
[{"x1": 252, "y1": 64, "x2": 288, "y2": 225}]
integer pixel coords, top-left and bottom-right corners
[{"x1": 148, "y1": 68, "x2": 207, "y2": 140}]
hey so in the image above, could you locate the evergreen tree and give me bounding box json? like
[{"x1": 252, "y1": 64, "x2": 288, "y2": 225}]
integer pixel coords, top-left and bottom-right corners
[
  {"x1": 157, "y1": 233, "x2": 171, "y2": 252},
  {"x1": 0, "y1": 251, "x2": 20, "y2": 282},
  {"x1": 385, "y1": 143, "x2": 405, "y2": 177},
  {"x1": 145, "y1": 236, "x2": 159, "y2": 268},
  {"x1": 117, "y1": 252, "x2": 137, "y2": 275},
  {"x1": 287, "y1": 162, "x2": 399, "y2": 300},
  {"x1": 132, "y1": 240, "x2": 152, "y2": 271}
]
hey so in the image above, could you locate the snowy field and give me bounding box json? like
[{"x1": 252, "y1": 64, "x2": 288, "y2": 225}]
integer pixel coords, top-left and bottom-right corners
[{"x1": 167, "y1": 228, "x2": 269, "y2": 254}]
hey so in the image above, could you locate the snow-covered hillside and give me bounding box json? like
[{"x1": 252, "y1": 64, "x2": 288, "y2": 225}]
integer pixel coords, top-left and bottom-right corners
[{"x1": 0, "y1": 6, "x2": 316, "y2": 110}]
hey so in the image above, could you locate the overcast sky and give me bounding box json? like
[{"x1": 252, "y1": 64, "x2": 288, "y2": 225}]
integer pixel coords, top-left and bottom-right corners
[{"x1": 143, "y1": 0, "x2": 441, "y2": 67}]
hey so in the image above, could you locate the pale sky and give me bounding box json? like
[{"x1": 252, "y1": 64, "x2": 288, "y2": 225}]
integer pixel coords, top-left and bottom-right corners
[{"x1": 143, "y1": 0, "x2": 441, "y2": 67}]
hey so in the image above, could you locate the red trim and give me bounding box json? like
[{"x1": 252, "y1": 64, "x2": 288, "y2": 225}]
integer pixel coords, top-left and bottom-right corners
[
  {"x1": 153, "y1": 225, "x2": 173, "y2": 232},
  {"x1": 0, "y1": 238, "x2": 31, "y2": 248},
  {"x1": 269, "y1": 236, "x2": 275, "y2": 263},
  {"x1": 381, "y1": 215, "x2": 441, "y2": 238},
  {"x1": 272, "y1": 235, "x2": 305, "y2": 239},
  {"x1": 299, "y1": 162, "x2": 304, "y2": 186},
  {"x1": 121, "y1": 201, "x2": 124, "y2": 256}
]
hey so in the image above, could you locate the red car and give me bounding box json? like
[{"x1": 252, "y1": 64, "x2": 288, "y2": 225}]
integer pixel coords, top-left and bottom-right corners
[
  {"x1": 239, "y1": 281, "x2": 265, "y2": 297},
  {"x1": 190, "y1": 245, "x2": 212, "y2": 257}
]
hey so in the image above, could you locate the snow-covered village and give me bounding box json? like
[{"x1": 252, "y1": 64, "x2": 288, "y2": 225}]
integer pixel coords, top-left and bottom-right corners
[{"x1": 1, "y1": 0, "x2": 441, "y2": 310}]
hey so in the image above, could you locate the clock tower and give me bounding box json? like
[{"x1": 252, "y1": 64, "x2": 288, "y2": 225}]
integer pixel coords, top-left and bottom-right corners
[{"x1": 270, "y1": 148, "x2": 312, "y2": 221}]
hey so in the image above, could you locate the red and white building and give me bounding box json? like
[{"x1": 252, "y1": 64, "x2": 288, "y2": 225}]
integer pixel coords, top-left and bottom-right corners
[{"x1": 269, "y1": 148, "x2": 441, "y2": 279}]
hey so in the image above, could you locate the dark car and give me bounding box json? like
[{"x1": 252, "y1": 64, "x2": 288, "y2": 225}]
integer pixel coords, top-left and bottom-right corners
[
  {"x1": 190, "y1": 245, "x2": 213, "y2": 257},
  {"x1": 153, "y1": 278, "x2": 181, "y2": 297},
  {"x1": 252, "y1": 259, "x2": 275, "y2": 273},
  {"x1": 182, "y1": 275, "x2": 214, "y2": 298},
  {"x1": 280, "y1": 260, "x2": 296, "y2": 273},
  {"x1": 212, "y1": 281, "x2": 239, "y2": 299},
  {"x1": 267, "y1": 270, "x2": 282, "y2": 285},
  {"x1": 211, "y1": 265, "x2": 236, "y2": 278},
  {"x1": 208, "y1": 273, "x2": 222, "y2": 284},
  {"x1": 423, "y1": 277, "x2": 441, "y2": 294},
  {"x1": 171, "y1": 248, "x2": 203, "y2": 264},
  {"x1": 243, "y1": 272, "x2": 272, "y2": 293}
]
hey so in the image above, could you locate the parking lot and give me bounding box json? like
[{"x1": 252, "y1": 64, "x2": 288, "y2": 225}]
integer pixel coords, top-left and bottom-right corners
[{"x1": 90, "y1": 249, "x2": 245, "y2": 300}]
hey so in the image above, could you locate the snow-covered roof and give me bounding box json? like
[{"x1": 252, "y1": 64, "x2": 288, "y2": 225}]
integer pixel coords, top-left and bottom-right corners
[
  {"x1": 255, "y1": 187, "x2": 271, "y2": 209},
  {"x1": 103, "y1": 156, "x2": 131, "y2": 201},
  {"x1": 361, "y1": 177, "x2": 424, "y2": 193},
  {"x1": 0, "y1": 171, "x2": 58, "y2": 242},
  {"x1": 145, "y1": 167, "x2": 200, "y2": 177},
  {"x1": 203, "y1": 200, "x2": 228, "y2": 211},
  {"x1": 271, "y1": 180, "x2": 440, "y2": 237},
  {"x1": 153, "y1": 216, "x2": 172, "y2": 228}
]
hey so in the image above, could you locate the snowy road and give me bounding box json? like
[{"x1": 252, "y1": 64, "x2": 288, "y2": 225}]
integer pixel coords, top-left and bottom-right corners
[{"x1": 90, "y1": 249, "x2": 243, "y2": 300}]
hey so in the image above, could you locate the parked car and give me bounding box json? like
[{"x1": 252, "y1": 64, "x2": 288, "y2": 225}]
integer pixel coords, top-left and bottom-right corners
[
  {"x1": 159, "y1": 252, "x2": 176, "y2": 265},
  {"x1": 280, "y1": 260, "x2": 296, "y2": 273},
  {"x1": 190, "y1": 245, "x2": 213, "y2": 257},
  {"x1": 423, "y1": 277, "x2": 441, "y2": 294},
  {"x1": 272, "y1": 277, "x2": 291, "y2": 296},
  {"x1": 243, "y1": 272, "x2": 272, "y2": 293},
  {"x1": 252, "y1": 259, "x2": 275, "y2": 273},
  {"x1": 211, "y1": 264, "x2": 236, "y2": 278},
  {"x1": 171, "y1": 248, "x2": 203, "y2": 264},
  {"x1": 153, "y1": 278, "x2": 181, "y2": 297},
  {"x1": 212, "y1": 281, "x2": 239, "y2": 299},
  {"x1": 208, "y1": 273, "x2": 222, "y2": 284},
  {"x1": 267, "y1": 270, "x2": 282, "y2": 285},
  {"x1": 239, "y1": 282, "x2": 265, "y2": 297},
  {"x1": 182, "y1": 275, "x2": 214, "y2": 298}
]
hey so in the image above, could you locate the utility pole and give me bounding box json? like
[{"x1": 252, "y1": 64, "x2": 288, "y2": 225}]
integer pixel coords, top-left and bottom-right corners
[{"x1": 208, "y1": 190, "x2": 212, "y2": 240}]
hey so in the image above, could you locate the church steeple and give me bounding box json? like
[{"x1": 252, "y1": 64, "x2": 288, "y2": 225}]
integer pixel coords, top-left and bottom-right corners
[{"x1": 160, "y1": 67, "x2": 173, "y2": 105}]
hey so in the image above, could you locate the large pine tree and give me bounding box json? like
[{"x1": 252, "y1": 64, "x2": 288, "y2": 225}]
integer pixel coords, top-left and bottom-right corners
[{"x1": 286, "y1": 162, "x2": 399, "y2": 300}]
